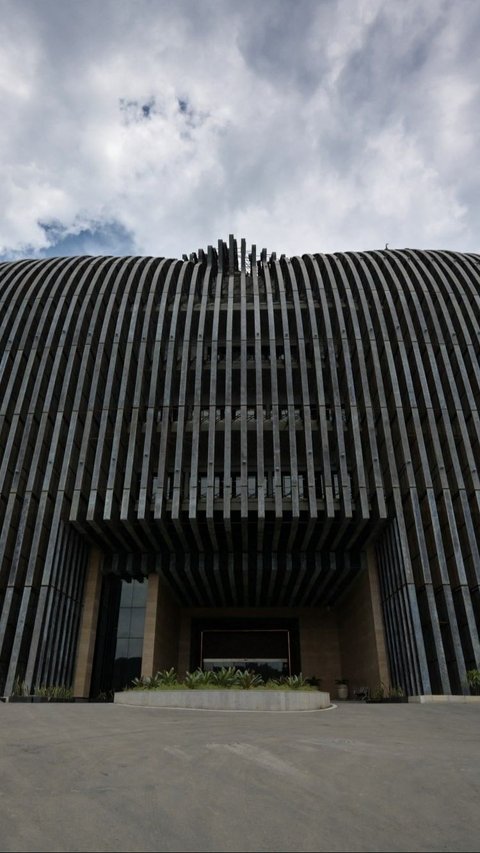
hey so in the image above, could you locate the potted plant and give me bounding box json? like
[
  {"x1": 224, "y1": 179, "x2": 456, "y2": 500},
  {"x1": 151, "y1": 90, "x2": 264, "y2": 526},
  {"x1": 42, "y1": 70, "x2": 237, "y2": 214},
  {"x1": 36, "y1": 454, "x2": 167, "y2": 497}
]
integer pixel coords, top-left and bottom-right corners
[{"x1": 335, "y1": 678, "x2": 349, "y2": 700}]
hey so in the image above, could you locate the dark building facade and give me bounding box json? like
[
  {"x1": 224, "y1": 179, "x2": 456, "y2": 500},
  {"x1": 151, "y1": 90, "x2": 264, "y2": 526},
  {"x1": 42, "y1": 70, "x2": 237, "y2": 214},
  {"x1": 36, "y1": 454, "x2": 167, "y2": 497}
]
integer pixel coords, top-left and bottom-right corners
[{"x1": 0, "y1": 238, "x2": 479, "y2": 698}]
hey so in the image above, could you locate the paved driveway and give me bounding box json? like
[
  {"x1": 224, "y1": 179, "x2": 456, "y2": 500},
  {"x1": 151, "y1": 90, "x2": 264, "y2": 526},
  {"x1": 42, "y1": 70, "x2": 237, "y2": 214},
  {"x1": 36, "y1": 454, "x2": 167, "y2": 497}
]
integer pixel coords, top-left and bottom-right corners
[{"x1": 1, "y1": 702, "x2": 479, "y2": 852}]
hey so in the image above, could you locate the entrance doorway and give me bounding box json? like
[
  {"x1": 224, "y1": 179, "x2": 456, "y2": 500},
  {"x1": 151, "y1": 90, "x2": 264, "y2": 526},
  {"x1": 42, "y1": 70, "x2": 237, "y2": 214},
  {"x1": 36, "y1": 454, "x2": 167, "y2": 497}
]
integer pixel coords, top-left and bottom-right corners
[{"x1": 190, "y1": 617, "x2": 300, "y2": 678}]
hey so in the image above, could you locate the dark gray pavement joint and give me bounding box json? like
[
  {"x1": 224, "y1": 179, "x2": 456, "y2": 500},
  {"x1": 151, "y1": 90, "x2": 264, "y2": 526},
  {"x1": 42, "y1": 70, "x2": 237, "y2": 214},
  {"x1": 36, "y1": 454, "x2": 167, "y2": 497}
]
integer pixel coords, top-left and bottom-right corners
[{"x1": 0, "y1": 703, "x2": 479, "y2": 852}]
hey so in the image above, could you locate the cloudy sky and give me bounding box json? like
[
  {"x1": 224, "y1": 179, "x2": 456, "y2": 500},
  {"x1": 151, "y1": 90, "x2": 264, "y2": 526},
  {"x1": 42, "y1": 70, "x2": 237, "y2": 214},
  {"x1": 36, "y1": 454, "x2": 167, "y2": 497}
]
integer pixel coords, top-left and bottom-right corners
[{"x1": 1, "y1": 0, "x2": 479, "y2": 260}]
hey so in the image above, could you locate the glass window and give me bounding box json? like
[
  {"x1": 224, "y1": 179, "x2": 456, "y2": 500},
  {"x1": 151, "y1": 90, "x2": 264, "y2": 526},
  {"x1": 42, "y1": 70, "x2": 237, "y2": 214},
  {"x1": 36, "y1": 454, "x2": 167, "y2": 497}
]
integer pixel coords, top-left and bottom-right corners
[
  {"x1": 130, "y1": 607, "x2": 146, "y2": 638},
  {"x1": 113, "y1": 580, "x2": 147, "y2": 692},
  {"x1": 120, "y1": 583, "x2": 133, "y2": 607},
  {"x1": 132, "y1": 582, "x2": 147, "y2": 607},
  {"x1": 127, "y1": 638, "x2": 144, "y2": 659},
  {"x1": 115, "y1": 637, "x2": 129, "y2": 660},
  {"x1": 117, "y1": 607, "x2": 131, "y2": 639}
]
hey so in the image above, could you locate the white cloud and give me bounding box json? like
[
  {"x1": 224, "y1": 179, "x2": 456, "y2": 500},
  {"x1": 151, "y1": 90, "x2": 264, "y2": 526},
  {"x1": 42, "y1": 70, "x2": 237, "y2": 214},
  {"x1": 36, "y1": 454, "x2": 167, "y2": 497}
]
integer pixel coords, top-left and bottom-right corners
[{"x1": 0, "y1": 0, "x2": 479, "y2": 259}]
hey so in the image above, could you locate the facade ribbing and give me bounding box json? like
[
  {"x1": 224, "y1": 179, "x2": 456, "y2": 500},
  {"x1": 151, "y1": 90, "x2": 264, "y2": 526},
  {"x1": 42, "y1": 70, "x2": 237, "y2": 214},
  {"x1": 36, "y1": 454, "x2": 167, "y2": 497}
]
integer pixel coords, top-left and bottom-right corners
[{"x1": 0, "y1": 238, "x2": 479, "y2": 696}]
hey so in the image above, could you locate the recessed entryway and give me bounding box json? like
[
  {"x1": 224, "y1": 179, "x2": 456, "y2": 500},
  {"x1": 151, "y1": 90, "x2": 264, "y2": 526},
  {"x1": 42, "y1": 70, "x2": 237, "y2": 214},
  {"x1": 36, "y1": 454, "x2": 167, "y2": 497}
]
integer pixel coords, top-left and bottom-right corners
[{"x1": 190, "y1": 618, "x2": 301, "y2": 678}]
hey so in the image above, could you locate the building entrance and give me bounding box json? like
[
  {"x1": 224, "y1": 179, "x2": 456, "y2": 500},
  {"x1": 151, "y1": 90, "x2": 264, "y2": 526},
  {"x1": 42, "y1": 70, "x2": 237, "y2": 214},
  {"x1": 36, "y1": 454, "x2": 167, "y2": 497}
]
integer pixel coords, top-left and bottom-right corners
[{"x1": 190, "y1": 617, "x2": 300, "y2": 679}]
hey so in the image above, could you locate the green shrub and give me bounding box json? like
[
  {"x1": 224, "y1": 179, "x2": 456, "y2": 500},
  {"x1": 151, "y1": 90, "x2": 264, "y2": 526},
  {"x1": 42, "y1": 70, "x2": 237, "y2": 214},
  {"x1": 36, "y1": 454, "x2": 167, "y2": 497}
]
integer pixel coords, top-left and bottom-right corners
[
  {"x1": 466, "y1": 668, "x2": 480, "y2": 695},
  {"x1": 265, "y1": 674, "x2": 315, "y2": 690},
  {"x1": 126, "y1": 668, "x2": 319, "y2": 692},
  {"x1": 12, "y1": 676, "x2": 28, "y2": 697},
  {"x1": 131, "y1": 676, "x2": 151, "y2": 690},
  {"x1": 264, "y1": 679, "x2": 281, "y2": 689},
  {"x1": 95, "y1": 690, "x2": 114, "y2": 702},
  {"x1": 279, "y1": 674, "x2": 309, "y2": 689},
  {"x1": 155, "y1": 668, "x2": 179, "y2": 687},
  {"x1": 370, "y1": 682, "x2": 387, "y2": 701},
  {"x1": 131, "y1": 669, "x2": 179, "y2": 689},
  {"x1": 184, "y1": 668, "x2": 216, "y2": 689},
  {"x1": 212, "y1": 666, "x2": 238, "y2": 687},
  {"x1": 369, "y1": 682, "x2": 405, "y2": 701},
  {"x1": 234, "y1": 669, "x2": 264, "y2": 689},
  {"x1": 35, "y1": 684, "x2": 74, "y2": 700}
]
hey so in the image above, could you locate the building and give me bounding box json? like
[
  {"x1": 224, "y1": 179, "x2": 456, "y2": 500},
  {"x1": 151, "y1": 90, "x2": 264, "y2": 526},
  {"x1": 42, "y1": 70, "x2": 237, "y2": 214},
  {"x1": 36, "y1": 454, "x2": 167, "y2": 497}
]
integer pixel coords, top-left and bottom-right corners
[{"x1": 0, "y1": 237, "x2": 479, "y2": 698}]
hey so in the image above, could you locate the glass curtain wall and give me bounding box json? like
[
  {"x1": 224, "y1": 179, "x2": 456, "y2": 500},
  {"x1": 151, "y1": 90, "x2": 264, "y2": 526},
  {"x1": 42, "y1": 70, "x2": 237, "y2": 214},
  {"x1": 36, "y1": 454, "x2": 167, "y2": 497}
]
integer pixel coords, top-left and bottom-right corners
[{"x1": 112, "y1": 580, "x2": 147, "y2": 691}]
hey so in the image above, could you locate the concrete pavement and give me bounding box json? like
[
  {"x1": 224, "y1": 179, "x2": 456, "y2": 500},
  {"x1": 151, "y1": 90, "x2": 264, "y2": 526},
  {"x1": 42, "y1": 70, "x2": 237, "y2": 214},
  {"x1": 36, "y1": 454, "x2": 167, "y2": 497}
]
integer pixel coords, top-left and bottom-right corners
[{"x1": 1, "y1": 702, "x2": 479, "y2": 852}]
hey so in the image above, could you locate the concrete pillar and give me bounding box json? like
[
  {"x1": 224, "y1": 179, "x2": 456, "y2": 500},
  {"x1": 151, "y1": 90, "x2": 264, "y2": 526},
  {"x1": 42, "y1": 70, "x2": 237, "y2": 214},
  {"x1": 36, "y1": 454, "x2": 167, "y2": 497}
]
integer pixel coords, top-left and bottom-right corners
[
  {"x1": 365, "y1": 546, "x2": 391, "y2": 688},
  {"x1": 142, "y1": 575, "x2": 179, "y2": 676},
  {"x1": 72, "y1": 547, "x2": 103, "y2": 698},
  {"x1": 336, "y1": 548, "x2": 390, "y2": 693}
]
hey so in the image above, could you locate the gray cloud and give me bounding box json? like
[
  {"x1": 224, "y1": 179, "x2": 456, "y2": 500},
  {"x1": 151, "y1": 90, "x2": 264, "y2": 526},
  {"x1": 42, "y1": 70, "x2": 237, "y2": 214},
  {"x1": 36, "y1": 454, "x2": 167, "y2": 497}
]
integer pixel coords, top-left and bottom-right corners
[{"x1": 0, "y1": 0, "x2": 479, "y2": 260}]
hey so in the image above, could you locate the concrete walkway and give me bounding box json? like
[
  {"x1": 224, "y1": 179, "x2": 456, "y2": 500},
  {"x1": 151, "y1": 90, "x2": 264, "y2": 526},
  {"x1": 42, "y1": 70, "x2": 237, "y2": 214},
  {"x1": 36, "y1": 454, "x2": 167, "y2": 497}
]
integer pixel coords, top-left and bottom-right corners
[{"x1": 1, "y1": 702, "x2": 479, "y2": 852}]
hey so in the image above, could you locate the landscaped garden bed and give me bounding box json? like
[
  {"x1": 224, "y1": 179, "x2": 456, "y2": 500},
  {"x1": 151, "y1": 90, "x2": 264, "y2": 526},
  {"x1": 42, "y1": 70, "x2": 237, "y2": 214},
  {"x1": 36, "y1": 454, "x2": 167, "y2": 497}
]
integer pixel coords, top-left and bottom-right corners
[
  {"x1": 1, "y1": 678, "x2": 112, "y2": 703},
  {"x1": 114, "y1": 668, "x2": 331, "y2": 711}
]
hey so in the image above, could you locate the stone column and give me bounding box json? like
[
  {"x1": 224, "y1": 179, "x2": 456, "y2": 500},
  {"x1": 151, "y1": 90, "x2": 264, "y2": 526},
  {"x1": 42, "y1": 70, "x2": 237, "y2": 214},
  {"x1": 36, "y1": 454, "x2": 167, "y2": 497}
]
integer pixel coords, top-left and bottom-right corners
[
  {"x1": 72, "y1": 547, "x2": 103, "y2": 697},
  {"x1": 336, "y1": 548, "x2": 391, "y2": 692},
  {"x1": 365, "y1": 546, "x2": 391, "y2": 688},
  {"x1": 142, "y1": 575, "x2": 179, "y2": 676}
]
